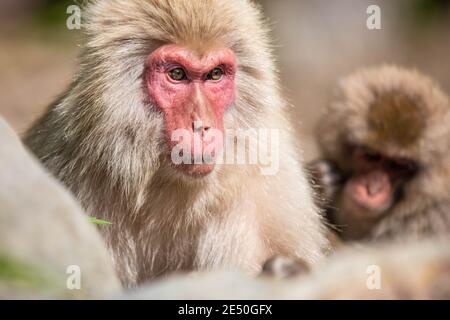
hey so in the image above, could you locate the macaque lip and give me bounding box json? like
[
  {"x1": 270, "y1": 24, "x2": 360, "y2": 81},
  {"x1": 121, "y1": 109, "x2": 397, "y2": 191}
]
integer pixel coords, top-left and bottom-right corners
[
  {"x1": 164, "y1": 152, "x2": 216, "y2": 178},
  {"x1": 349, "y1": 191, "x2": 390, "y2": 214},
  {"x1": 175, "y1": 163, "x2": 215, "y2": 178}
]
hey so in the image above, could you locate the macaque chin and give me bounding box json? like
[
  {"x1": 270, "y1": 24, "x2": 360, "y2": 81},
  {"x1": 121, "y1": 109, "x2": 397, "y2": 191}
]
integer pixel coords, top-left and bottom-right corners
[{"x1": 146, "y1": 44, "x2": 236, "y2": 177}]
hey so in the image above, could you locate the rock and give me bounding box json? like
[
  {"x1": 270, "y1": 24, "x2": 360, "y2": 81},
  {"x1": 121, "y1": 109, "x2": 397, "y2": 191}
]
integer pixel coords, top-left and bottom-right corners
[
  {"x1": 2, "y1": 112, "x2": 448, "y2": 300},
  {"x1": 124, "y1": 239, "x2": 450, "y2": 299},
  {"x1": 0, "y1": 116, "x2": 120, "y2": 298}
]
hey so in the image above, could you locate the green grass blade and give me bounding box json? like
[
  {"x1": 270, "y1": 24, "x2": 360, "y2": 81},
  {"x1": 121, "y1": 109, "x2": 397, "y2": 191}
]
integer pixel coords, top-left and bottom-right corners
[{"x1": 87, "y1": 216, "x2": 112, "y2": 225}]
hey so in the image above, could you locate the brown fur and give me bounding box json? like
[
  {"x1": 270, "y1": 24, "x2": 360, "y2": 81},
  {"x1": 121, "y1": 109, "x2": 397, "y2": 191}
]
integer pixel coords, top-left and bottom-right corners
[
  {"x1": 315, "y1": 65, "x2": 450, "y2": 241},
  {"x1": 369, "y1": 92, "x2": 425, "y2": 148},
  {"x1": 24, "y1": 0, "x2": 328, "y2": 286}
]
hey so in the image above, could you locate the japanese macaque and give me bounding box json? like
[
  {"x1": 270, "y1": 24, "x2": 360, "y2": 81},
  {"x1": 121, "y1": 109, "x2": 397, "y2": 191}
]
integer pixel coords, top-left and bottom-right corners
[
  {"x1": 310, "y1": 65, "x2": 450, "y2": 242},
  {"x1": 25, "y1": 0, "x2": 328, "y2": 286}
]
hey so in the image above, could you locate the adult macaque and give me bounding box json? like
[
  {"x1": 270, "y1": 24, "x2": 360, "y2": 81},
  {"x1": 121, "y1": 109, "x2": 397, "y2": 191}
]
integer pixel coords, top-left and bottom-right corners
[
  {"x1": 310, "y1": 65, "x2": 450, "y2": 241},
  {"x1": 25, "y1": 0, "x2": 328, "y2": 286}
]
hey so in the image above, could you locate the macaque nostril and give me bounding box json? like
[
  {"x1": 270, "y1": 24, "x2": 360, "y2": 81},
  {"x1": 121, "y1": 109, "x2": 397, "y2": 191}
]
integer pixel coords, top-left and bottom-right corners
[
  {"x1": 192, "y1": 121, "x2": 201, "y2": 133},
  {"x1": 192, "y1": 121, "x2": 211, "y2": 133},
  {"x1": 367, "y1": 182, "x2": 382, "y2": 196}
]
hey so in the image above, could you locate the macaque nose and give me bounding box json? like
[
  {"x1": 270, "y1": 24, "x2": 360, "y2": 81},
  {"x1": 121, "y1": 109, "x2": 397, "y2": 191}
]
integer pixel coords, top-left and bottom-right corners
[
  {"x1": 192, "y1": 121, "x2": 211, "y2": 135},
  {"x1": 365, "y1": 171, "x2": 389, "y2": 196}
]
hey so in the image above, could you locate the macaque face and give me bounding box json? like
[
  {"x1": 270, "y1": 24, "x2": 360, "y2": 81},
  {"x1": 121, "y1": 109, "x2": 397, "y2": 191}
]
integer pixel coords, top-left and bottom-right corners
[
  {"x1": 342, "y1": 146, "x2": 419, "y2": 218},
  {"x1": 145, "y1": 44, "x2": 237, "y2": 177}
]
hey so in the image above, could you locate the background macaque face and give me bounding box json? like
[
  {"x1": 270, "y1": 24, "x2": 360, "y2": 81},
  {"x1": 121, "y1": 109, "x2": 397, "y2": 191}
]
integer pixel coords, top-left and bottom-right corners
[
  {"x1": 146, "y1": 44, "x2": 237, "y2": 177},
  {"x1": 342, "y1": 146, "x2": 419, "y2": 217},
  {"x1": 312, "y1": 65, "x2": 450, "y2": 242}
]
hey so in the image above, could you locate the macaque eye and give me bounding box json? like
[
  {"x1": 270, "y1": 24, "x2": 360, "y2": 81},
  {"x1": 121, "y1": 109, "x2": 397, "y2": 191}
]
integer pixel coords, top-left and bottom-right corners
[
  {"x1": 207, "y1": 67, "x2": 224, "y2": 81},
  {"x1": 354, "y1": 146, "x2": 381, "y2": 162},
  {"x1": 388, "y1": 159, "x2": 418, "y2": 175},
  {"x1": 168, "y1": 68, "x2": 187, "y2": 81}
]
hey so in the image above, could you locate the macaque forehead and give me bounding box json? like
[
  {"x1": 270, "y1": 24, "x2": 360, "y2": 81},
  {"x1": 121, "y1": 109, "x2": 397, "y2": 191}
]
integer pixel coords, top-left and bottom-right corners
[
  {"x1": 146, "y1": 44, "x2": 237, "y2": 75},
  {"x1": 368, "y1": 92, "x2": 425, "y2": 148}
]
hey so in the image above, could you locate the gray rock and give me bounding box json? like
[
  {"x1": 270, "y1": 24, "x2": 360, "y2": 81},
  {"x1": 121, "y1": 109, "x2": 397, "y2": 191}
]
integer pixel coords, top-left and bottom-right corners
[
  {"x1": 0, "y1": 116, "x2": 121, "y2": 298},
  {"x1": 124, "y1": 239, "x2": 450, "y2": 299}
]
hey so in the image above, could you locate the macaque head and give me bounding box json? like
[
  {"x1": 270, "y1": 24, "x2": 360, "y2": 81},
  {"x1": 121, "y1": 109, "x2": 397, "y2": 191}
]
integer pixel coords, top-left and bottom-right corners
[
  {"x1": 77, "y1": 0, "x2": 276, "y2": 184},
  {"x1": 146, "y1": 44, "x2": 236, "y2": 177},
  {"x1": 317, "y1": 65, "x2": 450, "y2": 239}
]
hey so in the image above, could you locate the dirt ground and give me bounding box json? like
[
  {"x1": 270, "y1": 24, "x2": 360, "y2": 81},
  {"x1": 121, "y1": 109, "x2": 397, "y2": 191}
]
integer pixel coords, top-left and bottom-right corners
[
  {"x1": 0, "y1": 31, "x2": 77, "y2": 135},
  {"x1": 1, "y1": 0, "x2": 449, "y2": 160}
]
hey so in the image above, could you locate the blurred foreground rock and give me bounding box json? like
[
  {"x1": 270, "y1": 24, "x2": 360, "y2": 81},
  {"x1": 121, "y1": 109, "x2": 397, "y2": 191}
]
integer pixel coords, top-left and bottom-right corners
[
  {"x1": 0, "y1": 116, "x2": 120, "y2": 298},
  {"x1": 126, "y1": 240, "x2": 450, "y2": 299},
  {"x1": 1, "y1": 113, "x2": 448, "y2": 299}
]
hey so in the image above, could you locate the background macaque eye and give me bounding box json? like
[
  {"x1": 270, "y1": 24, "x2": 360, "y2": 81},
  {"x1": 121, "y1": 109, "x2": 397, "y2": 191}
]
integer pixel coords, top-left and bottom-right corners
[
  {"x1": 207, "y1": 67, "x2": 224, "y2": 81},
  {"x1": 387, "y1": 159, "x2": 418, "y2": 175},
  {"x1": 168, "y1": 68, "x2": 187, "y2": 81},
  {"x1": 354, "y1": 146, "x2": 381, "y2": 162},
  {"x1": 363, "y1": 149, "x2": 382, "y2": 162}
]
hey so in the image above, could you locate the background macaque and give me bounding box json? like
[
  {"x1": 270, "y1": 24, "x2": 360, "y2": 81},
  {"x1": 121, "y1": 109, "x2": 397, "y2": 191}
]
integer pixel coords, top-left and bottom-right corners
[
  {"x1": 310, "y1": 65, "x2": 450, "y2": 242},
  {"x1": 25, "y1": 0, "x2": 328, "y2": 286}
]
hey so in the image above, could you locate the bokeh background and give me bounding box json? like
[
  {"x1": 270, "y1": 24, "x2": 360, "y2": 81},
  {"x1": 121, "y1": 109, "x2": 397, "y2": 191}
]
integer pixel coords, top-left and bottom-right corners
[{"x1": 1, "y1": 0, "x2": 449, "y2": 160}]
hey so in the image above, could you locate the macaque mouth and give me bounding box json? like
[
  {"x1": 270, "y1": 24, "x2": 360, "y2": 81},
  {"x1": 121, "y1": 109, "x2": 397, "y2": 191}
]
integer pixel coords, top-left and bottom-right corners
[
  {"x1": 168, "y1": 149, "x2": 217, "y2": 177},
  {"x1": 346, "y1": 170, "x2": 394, "y2": 213},
  {"x1": 165, "y1": 153, "x2": 217, "y2": 178},
  {"x1": 344, "y1": 146, "x2": 419, "y2": 214},
  {"x1": 171, "y1": 149, "x2": 217, "y2": 165},
  {"x1": 174, "y1": 163, "x2": 216, "y2": 178},
  {"x1": 167, "y1": 126, "x2": 223, "y2": 177}
]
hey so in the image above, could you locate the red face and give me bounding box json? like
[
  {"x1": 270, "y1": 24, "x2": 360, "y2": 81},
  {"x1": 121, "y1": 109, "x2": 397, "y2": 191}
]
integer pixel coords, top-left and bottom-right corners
[
  {"x1": 343, "y1": 147, "x2": 418, "y2": 216},
  {"x1": 145, "y1": 44, "x2": 237, "y2": 177}
]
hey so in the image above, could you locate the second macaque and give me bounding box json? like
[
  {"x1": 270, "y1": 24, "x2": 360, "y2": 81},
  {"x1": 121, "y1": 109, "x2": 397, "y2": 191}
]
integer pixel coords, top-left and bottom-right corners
[{"x1": 310, "y1": 65, "x2": 450, "y2": 242}]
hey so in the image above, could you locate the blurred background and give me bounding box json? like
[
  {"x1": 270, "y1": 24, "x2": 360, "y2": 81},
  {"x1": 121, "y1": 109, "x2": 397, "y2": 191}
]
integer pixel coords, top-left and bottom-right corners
[{"x1": 0, "y1": 0, "x2": 449, "y2": 160}]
